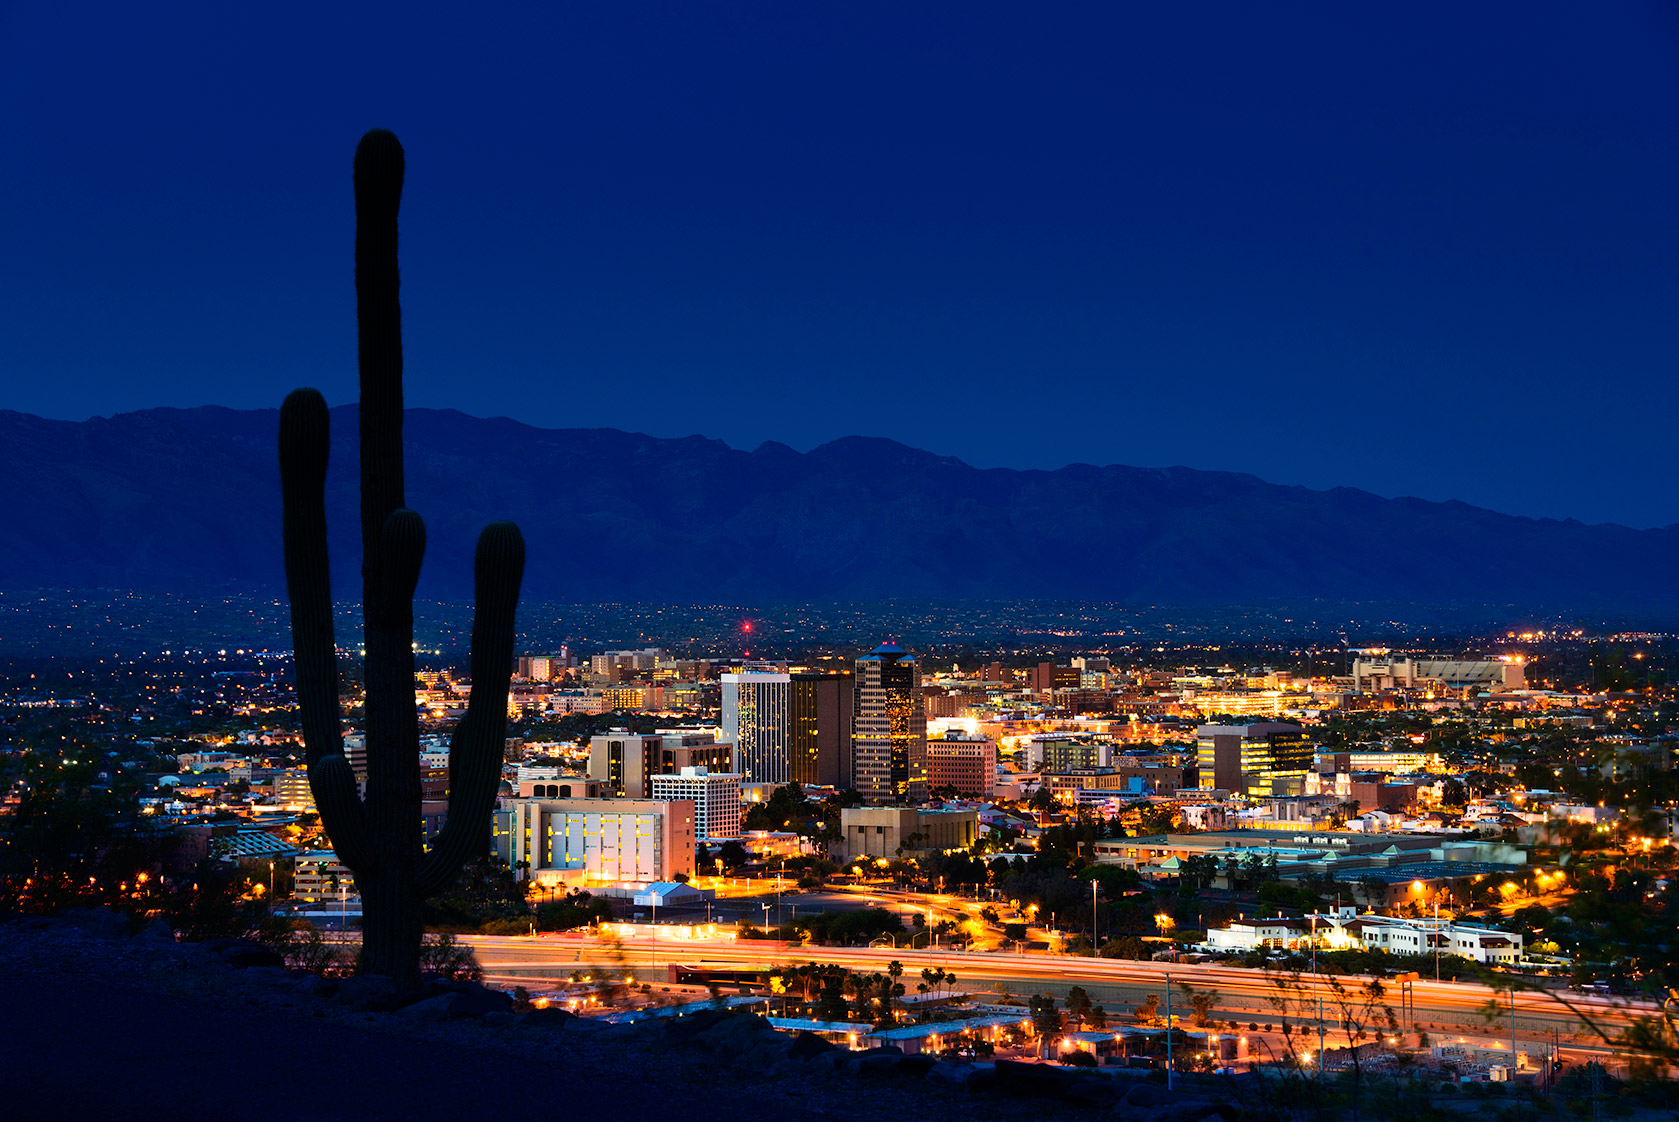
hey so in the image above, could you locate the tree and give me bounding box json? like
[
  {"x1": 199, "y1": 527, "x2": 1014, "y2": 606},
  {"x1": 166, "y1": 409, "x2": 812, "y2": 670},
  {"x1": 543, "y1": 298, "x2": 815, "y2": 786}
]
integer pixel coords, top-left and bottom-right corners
[
  {"x1": 1177, "y1": 980, "x2": 1220, "y2": 1028},
  {"x1": 1098, "y1": 935, "x2": 1151, "y2": 960},
  {"x1": 1178, "y1": 853, "x2": 1219, "y2": 894},
  {"x1": 1134, "y1": 993, "x2": 1161, "y2": 1025},
  {"x1": 280, "y1": 130, "x2": 525, "y2": 982},
  {"x1": 1029, "y1": 993, "x2": 1062, "y2": 1050},
  {"x1": 1066, "y1": 985, "x2": 1093, "y2": 1029},
  {"x1": 894, "y1": 831, "x2": 928, "y2": 858},
  {"x1": 1137, "y1": 804, "x2": 1178, "y2": 835},
  {"x1": 1325, "y1": 974, "x2": 1397, "y2": 1122}
]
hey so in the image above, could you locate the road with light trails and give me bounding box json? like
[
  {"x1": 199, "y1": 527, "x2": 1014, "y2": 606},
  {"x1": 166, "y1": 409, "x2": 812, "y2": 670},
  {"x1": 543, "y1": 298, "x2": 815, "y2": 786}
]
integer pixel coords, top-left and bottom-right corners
[{"x1": 463, "y1": 933, "x2": 1656, "y2": 1050}]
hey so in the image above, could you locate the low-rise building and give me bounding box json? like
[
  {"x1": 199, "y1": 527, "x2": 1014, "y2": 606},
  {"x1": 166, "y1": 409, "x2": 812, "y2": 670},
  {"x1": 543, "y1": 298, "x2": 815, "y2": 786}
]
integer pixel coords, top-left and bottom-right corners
[
  {"x1": 1336, "y1": 914, "x2": 1523, "y2": 965},
  {"x1": 495, "y1": 797, "x2": 696, "y2": 886},
  {"x1": 273, "y1": 768, "x2": 315, "y2": 812},
  {"x1": 1203, "y1": 906, "x2": 1524, "y2": 964},
  {"x1": 837, "y1": 806, "x2": 980, "y2": 861},
  {"x1": 1204, "y1": 916, "x2": 1309, "y2": 953},
  {"x1": 294, "y1": 850, "x2": 357, "y2": 903},
  {"x1": 517, "y1": 775, "x2": 601, "y2": 799}
]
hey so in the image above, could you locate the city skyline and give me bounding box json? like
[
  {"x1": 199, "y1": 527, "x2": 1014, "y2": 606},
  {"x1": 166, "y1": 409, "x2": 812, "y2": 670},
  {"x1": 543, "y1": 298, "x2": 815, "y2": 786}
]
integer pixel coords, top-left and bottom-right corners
[{"x1": 6, "y1": 6, "x2": 1679, "y2": 1108}]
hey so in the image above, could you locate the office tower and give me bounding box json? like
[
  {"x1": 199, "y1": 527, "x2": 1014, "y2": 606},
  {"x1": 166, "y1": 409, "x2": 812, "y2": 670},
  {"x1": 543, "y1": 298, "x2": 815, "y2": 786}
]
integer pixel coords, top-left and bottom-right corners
[
  {"x1": 853, "y1": 642, "x2": 926, "y2": 803},
  {"x1": 1196, "y1": 721, "x2": 1314, "y2": 799},
  {"x1": 789, "y1": 669, "x2": 855, "y2": 789},
  {"x1": 721, "y1": 672, "x2": 791, "y2": 785},
  {"x1": 1026, "y1": 662, "x2": 1082, "y2": 695}
]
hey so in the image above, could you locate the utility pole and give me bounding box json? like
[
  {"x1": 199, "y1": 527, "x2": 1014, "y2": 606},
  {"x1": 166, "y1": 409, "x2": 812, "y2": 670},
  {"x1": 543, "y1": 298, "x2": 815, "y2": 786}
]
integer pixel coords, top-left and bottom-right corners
[
  {"x1": 1317, "y1": 994, "x2": 1326, "y2": 1082},
  {"x1": 1435, "y1": 899, "x2": 1441, "y2": 983},
  {"x1": 1165, "y1": 970, "x2": 1174, "y2": 1090},
  {"x1": 1510, "y1": 986, "x2": 1517, "y2": 1069}
]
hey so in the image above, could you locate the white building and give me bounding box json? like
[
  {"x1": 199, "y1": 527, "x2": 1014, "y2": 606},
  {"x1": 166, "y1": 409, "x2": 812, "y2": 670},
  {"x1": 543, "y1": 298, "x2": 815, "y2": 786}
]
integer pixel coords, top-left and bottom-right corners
[
  {"x1": 494, "y1": 798, "x2": 695, "y2": 886},
  {"x1": 1203, "y1": 905, "x2": 1524, "y2": 965},
  {"x1": 1350, "y1": 658, "x2": 1524, "y2": 693},
  {"x1": 721, "y1": 672, "x2": 791, "y2": 785},
  {"x1": 651, "y1": 766, "x2": 743, "y2": 841},
  {"x1": 1204, "y1": 917, "x2": 1309, "y2": 952},
  {"x1": 1338, "y1": 914, "x2": 1523, "y2": 965}
]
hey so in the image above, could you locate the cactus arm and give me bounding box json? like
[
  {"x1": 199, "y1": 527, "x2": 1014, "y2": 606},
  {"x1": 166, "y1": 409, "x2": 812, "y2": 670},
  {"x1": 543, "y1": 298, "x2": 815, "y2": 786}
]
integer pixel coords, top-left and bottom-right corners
[
  {"x1": 417, "y1": 521, "x2": 525, "y2": 896},
  {"x1": 278, "y1": 387, "x2": 371, "y2": 871}
]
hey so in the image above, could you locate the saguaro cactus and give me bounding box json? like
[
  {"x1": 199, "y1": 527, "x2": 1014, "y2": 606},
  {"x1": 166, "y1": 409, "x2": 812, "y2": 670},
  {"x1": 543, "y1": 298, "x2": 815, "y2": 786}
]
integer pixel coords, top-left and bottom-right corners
[{"x1": 279, "y1": 129, "x2": 525, "y2": 981}]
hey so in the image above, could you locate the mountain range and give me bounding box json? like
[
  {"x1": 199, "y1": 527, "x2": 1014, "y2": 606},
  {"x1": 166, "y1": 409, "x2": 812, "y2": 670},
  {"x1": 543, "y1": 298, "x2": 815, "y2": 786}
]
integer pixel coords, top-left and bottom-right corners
[{"x1": 2, "y1": 405, "x2": 1674, "y2": 613}]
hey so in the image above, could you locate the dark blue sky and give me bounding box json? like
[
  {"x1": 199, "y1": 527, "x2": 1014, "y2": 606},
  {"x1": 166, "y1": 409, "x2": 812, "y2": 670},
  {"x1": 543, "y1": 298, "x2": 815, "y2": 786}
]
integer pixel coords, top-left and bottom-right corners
[{"x1": 4, "y1": 3, "x2": 1678, "y2": 527}]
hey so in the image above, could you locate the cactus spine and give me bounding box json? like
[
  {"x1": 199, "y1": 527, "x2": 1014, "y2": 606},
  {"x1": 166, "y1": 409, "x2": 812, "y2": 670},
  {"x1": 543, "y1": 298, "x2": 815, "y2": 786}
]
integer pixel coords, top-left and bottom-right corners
[{"x1": 279, "y1": 129, "x2": 525, "y2": 981}]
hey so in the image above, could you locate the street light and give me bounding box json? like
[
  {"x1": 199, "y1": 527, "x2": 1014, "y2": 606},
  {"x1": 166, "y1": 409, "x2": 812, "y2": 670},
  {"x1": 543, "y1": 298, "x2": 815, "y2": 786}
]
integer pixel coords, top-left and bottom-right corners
[
  {"x1": 1434, "y1": 899, "x2": 1441, "y2": 982},
  {"x1": 1091, "y1": 879, "x2": 1099, "y2": 948}
]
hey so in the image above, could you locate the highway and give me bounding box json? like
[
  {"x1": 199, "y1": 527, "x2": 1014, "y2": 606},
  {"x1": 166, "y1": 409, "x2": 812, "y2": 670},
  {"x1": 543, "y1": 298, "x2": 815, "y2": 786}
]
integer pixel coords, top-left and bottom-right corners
[{"x1": 462, "y1": 932, "x2": 1655, "y2": 1055}]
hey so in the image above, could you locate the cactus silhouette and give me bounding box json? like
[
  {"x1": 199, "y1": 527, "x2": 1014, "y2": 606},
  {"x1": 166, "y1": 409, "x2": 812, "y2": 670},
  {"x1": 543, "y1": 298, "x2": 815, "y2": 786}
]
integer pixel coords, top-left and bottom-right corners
[{"x1": 279, "y1": 129, "x2": 525, "y2": 981}]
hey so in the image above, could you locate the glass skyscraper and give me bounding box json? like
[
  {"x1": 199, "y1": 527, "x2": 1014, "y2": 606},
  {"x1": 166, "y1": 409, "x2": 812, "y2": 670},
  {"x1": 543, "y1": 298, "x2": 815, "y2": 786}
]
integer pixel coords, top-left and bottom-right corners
[{"x1": 852, "y1": 643, "x2": 926, "y2": 803}]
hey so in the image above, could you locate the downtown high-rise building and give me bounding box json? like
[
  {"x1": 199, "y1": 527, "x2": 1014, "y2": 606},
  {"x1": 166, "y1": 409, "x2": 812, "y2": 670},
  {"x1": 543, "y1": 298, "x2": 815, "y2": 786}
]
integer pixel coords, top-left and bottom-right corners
[
  {"x1": 790, "y1": 669, "x2": 855, "y2": 789},
  {"x1": 721, "y1": 672, "x2": 791, "y2": 785},
  {"x1": 1196, "y1": 721, "x2": 1314, "y2": 799},
  {"x1": 852, "y1": 643, "x2": 926, "y2": 803}
]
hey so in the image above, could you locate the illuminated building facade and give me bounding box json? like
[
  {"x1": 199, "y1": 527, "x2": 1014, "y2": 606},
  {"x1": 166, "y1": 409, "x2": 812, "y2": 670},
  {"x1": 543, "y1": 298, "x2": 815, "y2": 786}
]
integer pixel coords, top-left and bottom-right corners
[
  {"x1": 790, "y1": 669, "x2": 855, "y2": 788},
  {"x1": 925, "y1": 731, "x2": 997, "y2": 797},
  {"x1": 853, "y1": 643, "x2": 926, "y2": 803},
  {"x1": 588, "y1": 730, "x2": 734, "y2": 797},
  {"x1": 722, "y1": 672, "x2": 791, "y2": 784},
  {"x1": 274, "y1": 768, "x2": 315, "y2": 812},
  {"x1": 495, "y1": 797, "x2": 695, "y2": 885},
  {"x1": 651, "y1": 767, "x2": 743, "y2": 841},
  {"x1": 1196, "y1": 721, "x2": 1313, "y2": 799},
  {"x1": 837, "y1": 805, "x2": 978, "y2": 860}
]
